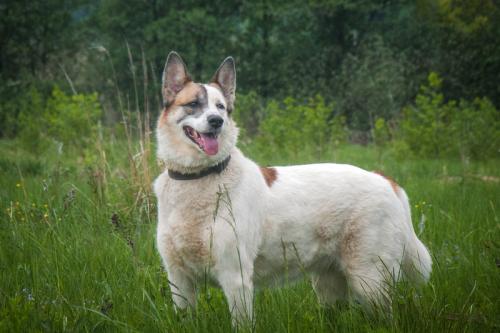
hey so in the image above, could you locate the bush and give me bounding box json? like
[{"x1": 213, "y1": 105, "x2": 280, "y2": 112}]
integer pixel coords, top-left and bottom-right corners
[
  {"x1": 17, "y1": 86, "x2": 102, "y2": 152},
  {"x1": 255, "y1": 95, "x2": 347, "y2": 159},
  {"x1": 451, "y1": 97, "x2": 499, "y2": 160},
  {"x1": 255, "y1": 97, "x2": 300, "y2": 158},
  {"x1": 373, "y1": 117, "x2": 391, "y2": 147},
  {"x1": 44, "y1": 86, "x2": 102, "y2": 148},
  {"x1": 401, "y1": 72, "x2": 499, "y2": 160}
]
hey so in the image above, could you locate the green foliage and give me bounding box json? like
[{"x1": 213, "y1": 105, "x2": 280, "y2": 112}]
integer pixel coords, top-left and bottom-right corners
[
  {"x1": 418, "y1": 0, "x2": 497, "y2": 35},
  {"x1": 373, "y1": 117, "x2": 391, "y2": 147},
  {"x1": 401, "y1": 72, "x2": 499, "y2": 160},
  {"x1": 401, "y1": 72, "x2": 449, "y2": 158},
  {"x1": 256, "y1": 98, "x2": 301, "y2": 158},
  {"x1": 17, "y1": 87, "x2": 46, "y2": 151},
  {"x1": 17, "y1": 86, "x2": 102, "y2": 152},
  {"x1": 44, "y1": 87, "x2": 102, "y2": 148},
  {"x1": 0, "y1": 0, "x2": 74, "y2": 80},
  {"x1": 0, "y1": 295, "x2": 35, "y2": 332},
  {"x1": 301, "y1": 95, "x2": 333, "y2": 156},
  {"x1": 451, "y1": 97, "x2": 500, "y2": 160},
  {"x1": 255, "y1": 95, "x2": 347, "y2": 159},
  {"x1": 417, "y1": 0, "x2": 500, "y2": 105},
  {"x1": 330, "y1": 115, "x2": 349, "y2": 148},
  {"x1": 336, "y1": 35, "x2": 412, "y2": 131},
  {"x1": 234, "y1": 91, "x2": 264, "y2": 141}
]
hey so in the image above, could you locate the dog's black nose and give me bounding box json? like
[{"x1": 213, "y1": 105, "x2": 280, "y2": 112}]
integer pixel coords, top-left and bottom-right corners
[{"x1": 207, "y1": 115, "x2": 224, "y2": 129}]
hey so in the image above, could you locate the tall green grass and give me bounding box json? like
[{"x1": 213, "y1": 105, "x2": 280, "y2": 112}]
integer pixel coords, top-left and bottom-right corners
[{"x1": 1, "y1": 138, "x2": 499, "y2": 332}]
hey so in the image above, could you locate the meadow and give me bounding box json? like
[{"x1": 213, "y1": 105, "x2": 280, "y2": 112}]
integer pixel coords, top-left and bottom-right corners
[{"x1": 1, "y1": 135, "x2": 499, "y2": 332}]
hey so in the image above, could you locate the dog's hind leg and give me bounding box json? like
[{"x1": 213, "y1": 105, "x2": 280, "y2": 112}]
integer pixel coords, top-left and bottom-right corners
[
  {"x1": 344, "y1": 262, "x2": 394, "y2": 312},
  {"x1": 311, "y1": 270, "x2": 348, "y2": 306}
]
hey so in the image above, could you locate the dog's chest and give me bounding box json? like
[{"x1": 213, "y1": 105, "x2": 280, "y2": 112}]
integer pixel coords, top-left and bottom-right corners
[{"x1": 156, "y1": 177, "x2": 222, "y2": 272}]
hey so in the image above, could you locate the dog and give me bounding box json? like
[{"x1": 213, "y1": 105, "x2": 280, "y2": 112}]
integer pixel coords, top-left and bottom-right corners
[{"x1": 154, "y1": 51, "x2": 432, "y2": 324}]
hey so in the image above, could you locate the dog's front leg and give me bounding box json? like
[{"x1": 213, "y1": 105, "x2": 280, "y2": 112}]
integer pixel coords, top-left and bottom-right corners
[
  {"x1": 166, "y1": 267, "x2": 196, "y2": 311},
  {"x1": 217, "y1": 262, "x2": 254, "y2": 326}
]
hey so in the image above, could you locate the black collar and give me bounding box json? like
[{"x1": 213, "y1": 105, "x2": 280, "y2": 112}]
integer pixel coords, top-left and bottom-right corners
[{"x1": 167, "y1": 155, "x2": 231, "y2": 180}]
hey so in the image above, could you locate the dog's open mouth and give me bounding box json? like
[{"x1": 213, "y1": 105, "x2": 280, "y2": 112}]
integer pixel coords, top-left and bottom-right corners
[{"x1": 183, "y1": 126, "x2": 219, "y2": 156}]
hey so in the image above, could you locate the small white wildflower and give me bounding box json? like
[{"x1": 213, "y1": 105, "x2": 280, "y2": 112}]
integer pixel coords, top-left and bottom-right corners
[{"x1": 22, "y1": 288, "x2": 34, "y2": 301}]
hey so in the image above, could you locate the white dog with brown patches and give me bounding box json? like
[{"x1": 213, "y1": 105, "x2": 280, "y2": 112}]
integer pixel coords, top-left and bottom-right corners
[{"x1": 154, "y1": 52, "x2": 432, "y2": 324}]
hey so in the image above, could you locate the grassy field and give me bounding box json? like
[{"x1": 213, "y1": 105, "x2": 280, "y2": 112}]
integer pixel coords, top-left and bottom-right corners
[{"x1": 1, "y1": 138, "x2": 499, "y2": 332}]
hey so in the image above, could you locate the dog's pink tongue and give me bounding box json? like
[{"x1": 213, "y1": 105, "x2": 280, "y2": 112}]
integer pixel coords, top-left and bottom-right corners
[{"x1": 200, "y1": 134, "x2": 219, "y2": 155}]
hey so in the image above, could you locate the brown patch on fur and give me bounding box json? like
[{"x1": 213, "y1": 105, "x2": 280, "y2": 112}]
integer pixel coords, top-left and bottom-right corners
[
  {"x1": 169, "y1": 218, "x2": 210, "y2": 266},
  {"x1": 163, "y1": 196, "x2": 220, "y2": 272},
  {"x1": 373, "y1": 171, "x2": 399, "y2": 194},
  {"x1": 316, "y1": 224, "x2": 334, "y2": 244},
  {"x1": 340, "y1": 222, "x2": 361, "y2": 270},
  {"x1": 158, "y1": 82, "x2": 203, "y2": 128},
  {"x1": 165, "y1": 233, "x2": 186, "y2": 269},
  {"x1": 342, "y1": 230, "x2": 357, "y2": 255},
  {"x1": 260, "y1": 167, "x2": 277, "y2": 187},
  {"x1": 172, "y1": 82, "x2": 203, "y2": 106}
]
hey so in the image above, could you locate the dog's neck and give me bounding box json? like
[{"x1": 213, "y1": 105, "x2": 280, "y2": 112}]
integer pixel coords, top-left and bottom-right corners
[{"x1": 167, "y1": 155, "x2": 232, "y2": 180}]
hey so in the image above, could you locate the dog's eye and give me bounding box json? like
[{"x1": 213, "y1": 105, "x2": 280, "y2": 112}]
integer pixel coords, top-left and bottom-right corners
[
  {"x1": 216, "y1": 103, "x2": 225, "y2": 110},
  {"x1": 186, "y1": 101, "x2": 198, "y2": 108}
]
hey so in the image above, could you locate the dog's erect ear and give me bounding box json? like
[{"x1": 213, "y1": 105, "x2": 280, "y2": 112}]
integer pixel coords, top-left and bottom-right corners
[
  {"x1": 162, "y1": 51, "x2": 191, "y2": 106},
  {"x1": 211, "y1": 57, "x2": 236, "y2": 112}
]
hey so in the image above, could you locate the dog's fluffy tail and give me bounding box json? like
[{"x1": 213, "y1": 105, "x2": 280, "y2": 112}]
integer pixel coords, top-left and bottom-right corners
[{"x1": 397, "y1": 188, "x2": 432, "y2": 285}]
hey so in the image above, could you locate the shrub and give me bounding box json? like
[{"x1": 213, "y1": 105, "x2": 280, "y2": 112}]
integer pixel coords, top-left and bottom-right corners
[
  {"x1": 44, "y1": 86, "x2": 102, "y2": 148},
  {"x1": 401, "y1": 72, "x2": 499, "y2": 160},
  {"x1": 255, "y1": 95, "x2": 347, "y2": 159},
  {"x1": 331, "y1": 114, "x2": 349, "y2": 148},
  {"x1": 256, "y1": 97, "x2": 302, "y2": 158},
  {"x1": 451, "y1": 97, "x2": 499, "y2": 160},
  {"x1": 17, "y1": 86, "x2": 102, "y2": 152},
  {"x1": 373, "y1": 117, "x2": 391, "y2": 148}
]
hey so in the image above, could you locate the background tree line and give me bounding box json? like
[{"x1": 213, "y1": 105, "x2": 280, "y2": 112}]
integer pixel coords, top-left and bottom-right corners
[{"x1": 1, "y1": 0, "x2": 498, "y2": 159}]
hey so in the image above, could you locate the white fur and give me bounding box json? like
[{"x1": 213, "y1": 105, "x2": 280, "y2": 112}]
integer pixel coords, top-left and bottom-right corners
[{"x1": 154, "y1": 81, "x2": 432, "y2": 324}]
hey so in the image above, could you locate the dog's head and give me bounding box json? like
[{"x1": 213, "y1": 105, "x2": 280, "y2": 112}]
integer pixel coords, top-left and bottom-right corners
[{"x1": 156, "y1": 52, "x2": 238, "y2": 173}]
